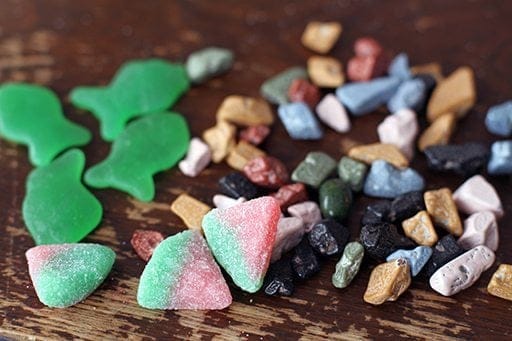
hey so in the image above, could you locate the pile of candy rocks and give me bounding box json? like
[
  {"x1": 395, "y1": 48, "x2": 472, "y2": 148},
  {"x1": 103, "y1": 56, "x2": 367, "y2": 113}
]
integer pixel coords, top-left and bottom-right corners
[{"x1": 1, "y1": 21, "x2": 512, "y2": 309}]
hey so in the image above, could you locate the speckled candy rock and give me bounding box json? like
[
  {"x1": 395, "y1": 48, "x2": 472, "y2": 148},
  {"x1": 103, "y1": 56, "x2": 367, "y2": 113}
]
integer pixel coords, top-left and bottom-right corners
[
  {"x1": 202, "y1": 197, "x2": 280, "y2": 292},
  {"x1": 363, "y1": 258, "x2": 411, "y2": 305},
  {"x1": 26, "y1": 243, "x2": 115, "y2": 308},
  {"x1": 388, "y1": 190, "x2": 425, "y2": 223},
  {"x1": 137, "y1": 230, "x2": 231, "y2": 310},
  {"x1": 487, "y1": 264, "x2": 512, "y2": 301},
  {"x1": 361, "y1": 200, "x2": 391, "y2": 225},
  {"x1": 260, "y1": 67, "x2": 307, "y2": 105},
  {"x1": 337, "y1": 156, "x2": 367, "y2": 192},
  {"x1": 360, "y1": 222, "x2": 415, "y2": 260},
  {"x1": 424, "y1": 142, "x2": 489, "y2": 177},
  {"x1": 386, "y1": 246, "x2": 432, "y2": 276},
  {"x1": 243, "y1": 155, "x2": 289, "y2": 189},
  {"x1": 291, "y1": 151, "x2": 337, "y2": 188},
  {"x1": 308, "y1": 219, "x2": 350, "y2": 256},
  {"x1": 277, "y1": 102, "x2": 324, "y2": 140},
  {"x1": 185, "y1": 46, "x2": 233, "y2": 84},
  {"x1": 332, "y1": 241, "x2": 364, "y2": 289},
  {"x1": 422, "y1": 235, "x2": 465, "y2": 277}
]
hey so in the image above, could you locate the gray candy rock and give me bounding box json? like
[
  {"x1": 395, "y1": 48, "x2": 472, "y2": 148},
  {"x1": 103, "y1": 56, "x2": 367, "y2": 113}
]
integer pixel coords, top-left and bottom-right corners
[{"x1": 186, "y1": 47, "x2": 234, "y2": 84}]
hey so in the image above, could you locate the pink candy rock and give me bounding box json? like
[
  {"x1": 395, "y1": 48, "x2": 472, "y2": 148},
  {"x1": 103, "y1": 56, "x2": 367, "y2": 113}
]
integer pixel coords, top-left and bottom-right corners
[
  {"x1": 178, "y1": 137, "x2": 211, "y2": 177},
  {"x1": 458, "y1": 211, "x2": 499, "y2": 251},
  {"x1": 315, "y1": 94, "x2": 351, "y2": 133},
  {"x1": 287, "y1": 201, "x2": 322, "y2": 232},
  {"x1": 271, "y1": 216, "x2": 305, "y2": 263},
  {"x1": 377, "y1": 109, "x2": 419, "y2": 160},
  {"x1": 453, "y1": 175, "x2": 504, "y2": 218}
]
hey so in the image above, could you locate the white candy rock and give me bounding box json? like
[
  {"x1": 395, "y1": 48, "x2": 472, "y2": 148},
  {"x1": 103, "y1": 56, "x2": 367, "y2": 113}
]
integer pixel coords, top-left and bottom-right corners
[
  {"x1": 458, "y1": 211, "x2": 499, "y2": 251},
  {"x1": 287, "y1": 201, "x2": 322, "y2": 232},
  {"x1": 178, "y1": 137, "x2": 212, "y2": 177},
  {"x1": 377, "y1": 108, "x2": 419, "y2": 160},
  {"x1": 212, "y1": 194, "x2": 246, "y2": 209},
  {"x1": 453, "y1": 175, "x2": 503, "y2": 218},
  {"x1": 315, "y1": 94, "x2": 351, "y2": 133}
]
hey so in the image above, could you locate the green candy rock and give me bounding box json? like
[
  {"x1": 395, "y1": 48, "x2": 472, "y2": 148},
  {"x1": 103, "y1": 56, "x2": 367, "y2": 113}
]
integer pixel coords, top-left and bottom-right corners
[
  {"x1": 85, "y1": 112, "x2": 190, "y2": 202},
  {"x1": 260, "y1": 66, "x2": 308, "y2": 105},
  {"x1": 337, "y1": 156, "x2": 368, "y2": 192},
  {"x1": 22, "y1": 149, "x2": 103, "y2": 245},
  {"x1": 0, "y1": 83, "x2": 91, "y2": 166},
  {"x1": 319, "y1": 178, "x2": 353, "y2": 221},
  {"x1": 332, "y1": 241, "x2": 364, "y2": 289},
  {"x1": 26, "y1": 243, "x2": 115, "y2": 308},
  {"x1": 292, "y1": 151, "x2": 337, "y2": 188},
  {"x1": 186, "y1": 47, "x2": 234, "y2": 84},
  {"x1": 70, "y1": 59, "x2": 189, "y2": 141}
]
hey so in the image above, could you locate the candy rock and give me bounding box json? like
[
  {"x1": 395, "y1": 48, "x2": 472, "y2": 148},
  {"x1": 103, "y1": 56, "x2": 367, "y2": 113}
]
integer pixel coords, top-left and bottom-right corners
[
  {"x1": 487, "y1": 140, "x2": 512, "y2": 175},
  {"x1": 263, "y1": 257, "x2": 295, "y2": 296},
  {"x1": 487, "y1": 264, "x2": 512, "y2": 301},
  {"x1": 278, "y1": 102, "x2": 324, "y2": 140},
  {"x1": 178, "y1": 137, "x2": 211, "y2": 177},
  {"x1": 226, "y1": 140, "x2": 266, "y2": 171},
  {"x1": 387, "y1": 79, "x2": 426, "y2": 114},
  {"x1": 70, "y1": 59, "x2": 189, "y2": 141},
  {"x1": 291, "y1": 238, "x2": 321, "y2": 280},
  {"x1": 308, "y1": 219, "x2": 350, "y2": 256},
  {"x1": 203, "y1": 120, "x2": 236, "y2": 163},
  {"x1": 348, "y1": 37, "x2": 388, "y2": 82},
  {"x1": 239, "y1": 125, "x2": 270, "y2": 146},
  {"x1": 360, "y1": 222, "x2": 415, "y2": 260},
  {"x1": 429, "y1": 245, "x2": 495, "y2": 296},
  {"x1": 170, "y1": 193, "x2": 211, "y2": 232},
  {"x1": 202, "y1": 197, "x2": 280, "y2": 292},
  {"x1": 186, "y1": 47, "x2": 233, "y2": 84},
  {"x1": 332, "y1": 241, "x2": 364, "y2": 289},
  {"x1": 348, "y1": 143, "x2": 409, "y2": 168},
  {"x1": 261, "y1": 67, "x2": 308, "y2": 105},
  {"x1": 388, "y1": 53, "x2": 411, "y2": 79},
  {"x1": 388, "y1": 190, "x2": 425, "y2": 223},
  {"x1": 85, "y1": 112, "x2": 189, "y2": 202},
  {"x1": 318, "y1": 179, "x2": 353, "y2": 221},
  {"x1": 458, "y1": 211, "x2": 498, "y2": 251},
  {"x1": 410, "y1": 62, "x2": 444, "y2": 82},
  {"x1": 23, "y1": 149, "x2": 102, "y2": 245},
  {"x1": 337, "y1": 156, "x2": 367, "y2": 192},
  {"x1": 418, "y1": 112, "x2": 456, "y2": 151},
  {"x1": 131, "y1": 229, "x2": 164, "y2": 262},
  {"x1": 212, "y1": 194, "x2": 246, "y2": 209},
  {"x1": 271, "y1": 216, "x2": 305, "y2": 263},
  {"x1": 424, "y1": 142, "x2": 489, "y2": 177},
  {"x1": 402, "y1": 211, "x2": 438, "y2": 247},
  {"x1": 26, "y1": 243, "x2": 115, "y2": 308},
  {"x1": 218, "y1": 172, "x2": 258, "y2": 200},
  {"x1": 271, "y1": 183, "x2": 308, "y2": 210},
  {"x1": 243, "y1": 155, "x2": 289, "y2": 189},
  {"x1": 0, "y1": 83, "x2": 91, "y2": 166},
  {"x1": 307, "y1": 56, "x2": 345, "y2": 88},
  {"x1": 315, "y1": 94, "x2": 351, "y2": 133},
  {"x1": 288, "y1": 79, "x2": 321, "y2": 108},
  {"x1": 485, "y1": 100, "x2": 512, "y2": 137},
  {"x1": 354, "y1": 37, "x2": 384, "y2": 57},
  {"x1": 424, "y1": 188, "x2": 462, "y2": 236},
  {"x1": 423, "y1": 235, "x2": 465, "y2": 277},
  {"x1": 453, "y1": 175, "x2": 503, "y2": 218},
  {"x1": 363, "y1": 258, "x2": 411, "y2": 305},
  {"x1": 361, "y1": 200, "x2": 391, "y2": 225},
  {"x1": 377, "y1": 109, "x2": 419, "y2": 160},
  {"x1": 287, "y1": 201, "x2": 322, "y2": 232},
  {"x1": 301, "y1": 21, "x2": 342, "y2": 54},
  {"x1": 291, "y1": 151, "x2": 337, "y2": 188},
  {"x1": 387, "y1": 246, "x2": 432, "y2": 276},
  {"x1": 137, "y1": 230, "x2": 232, "y2": 310},
  {"x1": 216, "y1": 95, "x2": 274, "y2": 127}
]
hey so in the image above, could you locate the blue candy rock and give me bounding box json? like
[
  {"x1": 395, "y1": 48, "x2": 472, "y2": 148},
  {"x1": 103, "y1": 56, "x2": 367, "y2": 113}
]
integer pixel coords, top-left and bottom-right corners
[
  {"x1": 388, "y1": 53, "x2": 411, "y2": 80},
  {"x1": 386, "y1": 246, "x2": 432, "y2": 276},
  {"x1": 277, "y1": 102, "x2": 323, "y2": 140},
  {"x1": 488, "y1": 140, "x2": 512, "y2": 175},
  {"x1": 387, "y1": 78, "x2": 426, "y2": 113},
  {"x1": 485, "y1": 100, "x2": 512, "y2": 137},
  {"x1": 336, "y1": 77, "x2": 401, "y2": 116},
  {"x1": 363, "y1": 160, "x2": 425, "y2": 198}
]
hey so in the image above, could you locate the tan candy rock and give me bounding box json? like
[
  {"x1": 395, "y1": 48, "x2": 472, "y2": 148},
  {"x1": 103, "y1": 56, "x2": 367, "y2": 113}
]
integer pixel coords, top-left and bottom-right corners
[
  {"x1": 430, "y1": 245, "x2": 495, "y2": 296},
  {"x1": 402, "y1": 210, "x2": 438, "y2": 247},
  {"x1": 418, "y1": 112, "x2": 456, "y2": 151},
  {"x1": 226, "y1": 140, "x2": 266, "y2": 171},
  {"x1": 348, "y1": 143, "x2": 409, "y2": 168},
  {"x1": 216, "y1": 95, "x2": 274, "y2": 126},
  {"x1": 487, "y1": 264, "x2": 512, "y2": 301},
  {"x1": 458, "y1": 211, "x2": 499, "y2": 251},
  {"x1": 424, "y1": 188, "x2": 463, "y2": 236},
  {"x1": 427, "y1": 66, "x2": 476, "y2": 122},
  {"x1": 363, "y1": 258, "x2": 411, "y2": 305},
  {"x1": 170, "y1": 193, "x2": 211, "y2": 232},
  {"x1": 453, "y1": 175, "x2": 504, "y2": 218},
  {"x1": 410, "y1": 62, "x2": 444, "y2": 82},
  {"x1": 307, "y1": 56, "x2": 345, "y2": 88},
  {"x1": 202, "y1": 120, "x2": 236, "y2": 163},
  {"x1": 301, "y1": 21, "x2": 342, "y2": 54}
]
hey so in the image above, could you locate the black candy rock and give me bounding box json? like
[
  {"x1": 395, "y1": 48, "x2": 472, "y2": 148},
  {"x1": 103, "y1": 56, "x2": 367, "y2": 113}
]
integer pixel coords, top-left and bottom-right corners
[
  {"x1": 422, "y1": 235, "x2": 465, "y2": 278},
  {"x1": 291, "y1": 238, "x2": 321, "y2": 280},
  {"x1": 388, "y1": 191, "x2": 425, "y2": 223},
  {"x1": 360, "y1": 222, "x2": 416, "y2": 260},
  {"x1": 361, "y1": 200, "x2": 391, "y2": 225},
  {"x1": 308, "y1": 219, "x2": 350, "y2": 256},
  {"x1": 424, "y1": 142, "x2": 489, "y2": 177},
  {"x1": 218, "y1": 172, "x2": 258, "y2": 199},
  {"x1": 263, "y1": 257, "x2": 294, "y2": 296}
]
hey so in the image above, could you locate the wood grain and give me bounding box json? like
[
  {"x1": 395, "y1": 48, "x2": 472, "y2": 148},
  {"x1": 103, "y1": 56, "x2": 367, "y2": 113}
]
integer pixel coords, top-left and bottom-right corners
[{"x1": 1, "y1": 0, "x2": 512, "y2": 339}]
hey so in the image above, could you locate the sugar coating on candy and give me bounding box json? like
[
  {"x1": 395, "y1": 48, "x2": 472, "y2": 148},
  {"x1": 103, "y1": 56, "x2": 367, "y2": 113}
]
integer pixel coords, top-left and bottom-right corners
[
  {"x1": 388, "y1": 53, "x2": 411, "y2": 80},
  {"x1": 301, "y1": 21, "x2": 342, "y2": 54},
  {"x1": 291, "y1": 151, "x2": 336, "y2": 188},
  {"x1": 202, "y1": 197, "x2": 280, "y2": 292},
  {"x1": 348, "y1": 143, "x2": 409, "y2": 168},
  {"x1": 363, "y1": 258, "x2": 411, "y2": 305},
  {"x1": 271, "y1": 216, "x2": 305, "y2": 263},
  {"x1": 429, "y1": 245, "x2": 495, "y2": 297},
  {"x1": 307, "y1": 56, "x2": 345, "y2": 88},
  {"x1": 271, "y1": 183, "x2": 308, "y2": 210},
  {"x1": 137, "y1": 230, "x2": 231, "y2": 310},
  {"x1": 418, "y1": 112, "x2": 456, "y2": 151},
  {"x1": 287, "y1": 201, "x2": 322, "y2": 232},
  {"x1": 337, "y1": 156, "x2": 367, "y2": 192},
  {"x1": 179, "y1": 137, "x2": 211, "y2": 177},
  {"x1": 131, "y1": 229, "x2": 164, "y2": 262},
  {"x1": 239, "y1": 125, "x2": 270, "y2": 146},
  {"x1": 332, "y1": 241, "x2": 364, "y2": 289},
  {"x1": 216, "y1": 95, "x2": 274, "y2": 127},
  {"x1": 278, "y1": 102, "x2": 324, "y2": 140},
  {"x1": 288, "y1": 79, "x2": 321, "y2": 108},
  {"x1": 453, "y1": 175, "x2": 503, "y2": 218},
  {"x1": 315, "y1": 94, "x2": 351, "y2": 133},
  {"x1": 424, "y1": 142, "x2": 489, "y2": 177},
  {"x1": 377, "y1": 109, "x2": 419, "y2": 160},
  {"x1": 336, "y1": 76, "x2": 401, "y2": 116},
  {"x1": 70, "y1": 59, "x2": 189, "y2": 141},
  {"x1": 363, "y1": 160, "x2": 425, "y2": 199},
  {"x1": 26, "y1": 243, "x2": 115, "y2": 308},
  {"x1": 23, "y1": 149, "x2": 102, "y2": 245},
  {"x1": 218, "y1": 172, "x2": 258, "y2": 200},
  {"x1": 386, "y1": 246, "x2": 432, "y2": 277},
  {"x1": 0, "y1": 83, "x2": 91, "y2": 166},
  {"x1": 487, "y1": 264, "x2": 512, "y2": 301},
  {"x1": 186, "y1": 46, "x2": 233, "y2": 84},
  {"x1": 261, "y1": 67, "x2": 308, "y2": 105},
  {"x1": 488, "y1": 140, "x2": 512, "y2": 175},
  {"x1": 84, "y1": 112, "x2": 189, "y2": 202},
  {"x1": 387, "y1": 79, "x2": 426, "y2": 114},
  {"x1": 485, "y1": 101, "x2": 512, "y2": 137},
  {"x1": 226, "y1": 140, "x2": 266, "y2": 171},
  {"x1": 170, "y1": 193, "x2": 211, "y2": 232},
  {"x1": 458, "y1": 211, "x2": 499, "y2": 251},
  {"x1": 213, "y1": 194, "x2": 246, "y2": 209},
  {"x1": 203, "y1": 120, "x2": 237, "y2": 163},
  {"x1": 243, "y1": 155, "x2": 289, "y2": 189}
]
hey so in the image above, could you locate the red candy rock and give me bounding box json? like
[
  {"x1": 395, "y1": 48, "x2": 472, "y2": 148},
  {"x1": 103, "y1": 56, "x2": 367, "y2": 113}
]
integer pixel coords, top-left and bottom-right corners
[
  {"x1": 348, "y1": 37, "x2": 389, "y2": 82},
  {"x1": 287, "y1": 79, "x2": 321, "y2": 108},
  {"x1": 271, "y1": 183, "x2": 308, "y2": 211},
  {"x1": 354, "y1": 37, "x2": 383, "y2": 57},
  {"x1": 131, "y1": 229, "x2": 164, "y2": 262},
  {"x1": 239, "y1": 125, "x2": 270, "y2": 146},
  {"x1": 243, "y1": 156, "x2": 289, "y2": 189}
]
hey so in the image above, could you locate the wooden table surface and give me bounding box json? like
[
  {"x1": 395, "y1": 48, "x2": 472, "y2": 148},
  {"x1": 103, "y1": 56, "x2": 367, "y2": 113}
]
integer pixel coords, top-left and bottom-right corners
[{"x1": 1, "y1": 0, "x2": 512, "y2": 339}]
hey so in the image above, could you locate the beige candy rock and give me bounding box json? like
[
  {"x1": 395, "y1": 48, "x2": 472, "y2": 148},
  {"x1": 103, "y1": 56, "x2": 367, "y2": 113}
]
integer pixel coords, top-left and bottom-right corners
[
  {"x1": 271, "y1": 216, "x2": 305, "y2": 263},
  {"x1": 170, "y1": 193, "x2": 211, "y2": 232},
  {"x1": 410, "y1": 62, "x2": 444, "y2": 82},
  {"x1": 377, "y1": 109, "x2": 419, "y2": 160},
  {"x1": 226, "y1": 140, "x2": 265, "y2": 171},
  {"x1": 216, "y1": 95, "x2": 274, "y2": 126},
  {"x1": 287, "y1": 201, "x2": 322, "y2": 232},
  {"x1": 458, "y1": 211, "x2": 499, "y2": 251},
  {"x1": 402, "y1": 210, "x2": 438, "y2": 247},
  {"x1": 453, "y1": 175, "x2": 504, "y2": 218},
  {"x1": 301, "y1": 21, "x2": 342, "y2": 54},
  {"x1": 424, "y1": 188, "x2": 463, "y2": 236},
  {"x1": 418, "y1": 112, "x2": 456, "y2": 151},
  {"x1": 203, "y1": 120, "x2": 236, "y2": 163},
  {"x1": 429, "y1": 245, "x2": 495, "y2": 296},
  {"x1": 307, "y1": 56, "x2": 345, "y2": 88},
  {"x1": 348, "y1": 143, "x2": 409, "y2": 168},
  {"x1": 363, "y1": 258, "x2": 411, "y2": 305},
  {"x1": 487, "y1": 264, "x2": 512, "y2": 301},
  {"x1": 427, "y1": 66, "x2": 476, "y2": 122}
]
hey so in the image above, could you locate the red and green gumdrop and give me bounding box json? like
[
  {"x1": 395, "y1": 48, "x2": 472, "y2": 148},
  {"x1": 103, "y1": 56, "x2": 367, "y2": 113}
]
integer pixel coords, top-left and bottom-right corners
[
  {"x1": 22, "y1": 149, "x2": 103, "y2": 245},
  {"x1": 84, "y1": 112, "x2": 190, "y2": 202},
  {"x1": 202, "y1": 196, "x2": 281, "y2": 293},
  {"x1": 0, "y1": 83, "x2": 91, "y2": 166},
  {"x1": 137, "y1": 230, "x2": 232, "y2": 310},
  {"x1": 70, "y1": 59, "x2": 190, "y2": 141},
  {"x1": 26, "y1": 243, "x2": 115, "y2": 308}
]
